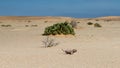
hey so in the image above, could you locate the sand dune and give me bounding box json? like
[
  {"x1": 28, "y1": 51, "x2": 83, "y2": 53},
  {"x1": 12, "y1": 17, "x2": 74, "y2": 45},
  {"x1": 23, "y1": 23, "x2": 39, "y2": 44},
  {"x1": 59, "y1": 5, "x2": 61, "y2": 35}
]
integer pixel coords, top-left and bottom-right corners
[{"x1": 0, "y1": 16, "x2": 120, "y2": 68}]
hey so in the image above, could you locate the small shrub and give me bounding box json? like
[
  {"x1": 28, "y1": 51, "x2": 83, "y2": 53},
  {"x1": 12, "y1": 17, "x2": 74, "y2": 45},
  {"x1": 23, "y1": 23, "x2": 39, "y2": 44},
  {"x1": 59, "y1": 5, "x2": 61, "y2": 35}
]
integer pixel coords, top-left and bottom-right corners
[
  {"x1": 43, "y1": 22, "x2": 75, "y2": 35},
  {"x1": 25, "y1": 25, "x2": 29, "y2": 27},
  {"x1": 1, "y1": 25, "x2": 5, "y2": 27},
  {"x1": 70, "y1": 20, "x2": 78, "y2": 28},
  {"x1": 87, "y1": 22, "x2": 93, "y2": 25},
  {"x1": 44, "y1": 21, "x2": 48, "y2": 23},
  {"x1": 42, "y1": 37, "x2": 59, "y2": 48},
  {"x1": 28, "y1": 20, "x2": 31, "y2": 23},
  {"x1": 1, "y1": 25, "x2": 12, "y2": 27},
  {"x1": 95, "y1": 19, "x2": 99, "y2": 21},
  {"x1": 94, "y1": 23, "x2": 102, "y2": 27},
  {"x1": 31, "y1": 25, "x2": 38, "y2": 27},
  {"x1": 106, "y1": 19, "x2": 111, "y2": 22}
]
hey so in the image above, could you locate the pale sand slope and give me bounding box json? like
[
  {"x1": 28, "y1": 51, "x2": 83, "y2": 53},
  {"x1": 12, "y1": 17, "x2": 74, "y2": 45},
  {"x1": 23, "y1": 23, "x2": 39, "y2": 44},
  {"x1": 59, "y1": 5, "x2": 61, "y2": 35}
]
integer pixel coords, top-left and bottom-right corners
[{"x1": 0, "y1": 16, "x2": 120, "y2": 68}]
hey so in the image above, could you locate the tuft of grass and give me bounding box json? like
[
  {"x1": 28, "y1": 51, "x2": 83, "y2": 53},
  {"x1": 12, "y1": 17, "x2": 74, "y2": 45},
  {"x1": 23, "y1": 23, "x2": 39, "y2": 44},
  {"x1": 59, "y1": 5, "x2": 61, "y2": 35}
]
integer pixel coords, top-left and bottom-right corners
[
  {"x1": 95, "y1": 19, "x2": 99, "y2": 21},
  {"x1": 105, "y1": 19, "x2": 111, "y2": 22},
  {"x1": 44, "y1": 21, "x2": 48, "y2": 23},
  {"x1": 31, "y1": 25, "x2": 38, "y2": 27},
  {"x1": 28, "y1": 20, "x2": 31, "y2": 23},
  {"x1": 25, "y1": 25, "x2": 29, "y2": 27}
]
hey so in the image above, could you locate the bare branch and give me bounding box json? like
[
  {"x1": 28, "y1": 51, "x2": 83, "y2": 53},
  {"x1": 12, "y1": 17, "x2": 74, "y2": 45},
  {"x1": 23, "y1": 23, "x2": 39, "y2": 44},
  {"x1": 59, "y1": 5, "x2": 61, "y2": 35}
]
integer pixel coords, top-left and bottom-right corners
[{"x1": 42, "y1": 37, "x2": 59, "y2": 48}]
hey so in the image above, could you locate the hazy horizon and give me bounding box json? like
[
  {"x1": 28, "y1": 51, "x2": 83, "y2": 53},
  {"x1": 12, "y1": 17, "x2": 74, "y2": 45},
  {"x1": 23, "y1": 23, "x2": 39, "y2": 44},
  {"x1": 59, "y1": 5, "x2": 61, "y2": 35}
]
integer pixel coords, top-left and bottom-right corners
[{"x1": 0, "y1": 0, "x2": 120, "y2": 18}]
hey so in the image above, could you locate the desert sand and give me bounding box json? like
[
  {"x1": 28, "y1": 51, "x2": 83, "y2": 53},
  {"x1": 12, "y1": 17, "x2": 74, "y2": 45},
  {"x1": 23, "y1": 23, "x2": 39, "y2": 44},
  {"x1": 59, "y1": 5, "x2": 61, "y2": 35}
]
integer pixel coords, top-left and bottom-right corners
[{"x1": 0, "y1": 16, "x2": 120, "y2": 68}]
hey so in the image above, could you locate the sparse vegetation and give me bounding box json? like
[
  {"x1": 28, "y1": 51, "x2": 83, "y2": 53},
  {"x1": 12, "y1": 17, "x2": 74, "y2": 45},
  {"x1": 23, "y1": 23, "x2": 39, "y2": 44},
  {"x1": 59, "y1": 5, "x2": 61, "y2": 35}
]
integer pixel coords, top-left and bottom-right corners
[
  {"x1": 1, "y1": 25, "x2": 12, "y2": 27},
  {"x1": 25, "y1": 25, "x2": 29, "y2": 27},
  {"x1": 105, "y1": 19, "x2": 111, "y2": 22},
  {"x1": 44, "y1": 21, "x2": 48, "y2": 23},
  {"x1": 25, "y1": 25, "x2": 38, "y2": 27},
  {"x1": 87, "y1": 22, "x2": 93, "y2": 25},
  {"x1": 28, "y1": 20, "x2": 31, "y2": 23},
  {"x1": 43, "y1": 22, "x2": 75, "y2": 35},
  {"x1": 42, "y1": 37, "x2": 59, "y2": 48},
  {"x1": 95, "y1": 19, "x2": 99, "y2": 21},
  {"x1": 94, "y1": 23, "x2": 102, "y2": 27},
  {"x1": 70, "y1": 20, "x2": 78, "y2": 28},
  {"x1": 31, "y1": 25, "x2": 38, "y2": 27}
]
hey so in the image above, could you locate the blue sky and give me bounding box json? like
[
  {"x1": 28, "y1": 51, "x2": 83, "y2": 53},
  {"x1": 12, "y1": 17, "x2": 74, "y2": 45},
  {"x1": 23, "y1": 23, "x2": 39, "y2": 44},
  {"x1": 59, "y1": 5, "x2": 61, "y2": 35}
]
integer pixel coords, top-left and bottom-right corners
[{"x1": 0, "y1": 0, "x2": 120, "y2": 18}]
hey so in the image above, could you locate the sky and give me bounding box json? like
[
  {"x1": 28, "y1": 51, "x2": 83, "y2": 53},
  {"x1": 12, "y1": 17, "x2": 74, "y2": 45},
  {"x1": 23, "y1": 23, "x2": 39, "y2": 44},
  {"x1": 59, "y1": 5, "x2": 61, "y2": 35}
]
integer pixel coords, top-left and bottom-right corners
[{"x1": 0, "y1": 0, "x2": 120, "y2": 18}]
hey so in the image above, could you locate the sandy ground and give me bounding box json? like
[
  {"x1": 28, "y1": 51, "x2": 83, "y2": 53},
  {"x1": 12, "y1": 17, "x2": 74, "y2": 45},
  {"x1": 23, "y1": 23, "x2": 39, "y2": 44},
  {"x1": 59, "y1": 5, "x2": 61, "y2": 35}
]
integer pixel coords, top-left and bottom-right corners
[{"x1": 0, "y1": 17, "x2": 120, "y2": 68}]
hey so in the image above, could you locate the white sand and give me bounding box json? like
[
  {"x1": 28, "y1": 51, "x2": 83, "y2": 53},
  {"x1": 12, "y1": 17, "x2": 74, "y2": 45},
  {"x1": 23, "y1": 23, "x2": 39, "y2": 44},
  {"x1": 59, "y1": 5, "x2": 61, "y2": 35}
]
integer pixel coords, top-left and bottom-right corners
[{"x1": 0, "y1": 17, "x2": 120, "y2": 68}]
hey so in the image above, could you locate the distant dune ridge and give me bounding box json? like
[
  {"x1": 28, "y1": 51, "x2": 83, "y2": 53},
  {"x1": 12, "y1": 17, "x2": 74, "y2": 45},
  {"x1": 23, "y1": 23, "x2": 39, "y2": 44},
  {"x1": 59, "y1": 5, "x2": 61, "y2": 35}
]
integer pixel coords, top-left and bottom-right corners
[
  {"x1": 0, "y1": 16, "x2": 73, "y2": 23},
  {"x1": 0, "y1": 16, "x2": 72, "y2": 20},
  {"x1": 95, "y1": 16, "x2": 120, "y2": 21},
  {"x1": 0, "y1": 16, "x2": 120, "y2": 21}
]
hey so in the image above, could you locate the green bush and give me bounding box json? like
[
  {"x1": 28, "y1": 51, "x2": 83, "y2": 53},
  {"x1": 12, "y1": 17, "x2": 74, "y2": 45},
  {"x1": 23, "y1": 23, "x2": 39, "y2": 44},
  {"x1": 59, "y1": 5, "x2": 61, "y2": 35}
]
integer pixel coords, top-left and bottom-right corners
[
  {"x1": 43, "y1": 22, "x2": 75, "y2": 35},
  {"x1": 94, "y1": 23, "x2": 102, "y2": 27}
]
